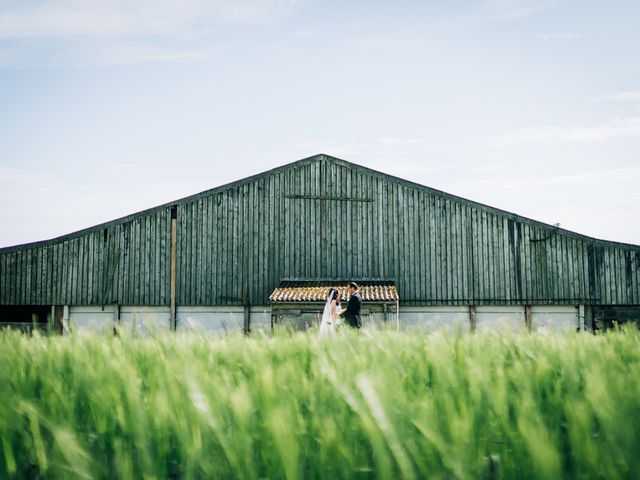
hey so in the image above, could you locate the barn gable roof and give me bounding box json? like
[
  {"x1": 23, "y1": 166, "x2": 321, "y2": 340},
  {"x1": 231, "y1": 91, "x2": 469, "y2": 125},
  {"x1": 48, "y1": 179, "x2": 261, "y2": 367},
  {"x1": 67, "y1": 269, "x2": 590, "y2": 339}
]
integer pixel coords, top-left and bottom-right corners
[{"x1": 1, "y1": 153, "x2": 639, "y2": 254}]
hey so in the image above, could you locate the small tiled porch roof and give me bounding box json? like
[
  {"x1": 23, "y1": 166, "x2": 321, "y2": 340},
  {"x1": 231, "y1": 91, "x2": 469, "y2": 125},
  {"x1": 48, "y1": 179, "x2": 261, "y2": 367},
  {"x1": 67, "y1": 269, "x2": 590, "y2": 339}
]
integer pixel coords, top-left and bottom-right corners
[{"x1": 269, "y1": 279, "x2": 398, "y2": 303}]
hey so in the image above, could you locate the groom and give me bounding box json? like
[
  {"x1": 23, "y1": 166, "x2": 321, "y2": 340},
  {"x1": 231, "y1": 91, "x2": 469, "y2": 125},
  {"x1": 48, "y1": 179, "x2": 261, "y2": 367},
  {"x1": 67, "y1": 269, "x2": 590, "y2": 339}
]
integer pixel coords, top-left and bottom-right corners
[{"x1": 339, "y1": 282, "x2": 362, "y2": 329}]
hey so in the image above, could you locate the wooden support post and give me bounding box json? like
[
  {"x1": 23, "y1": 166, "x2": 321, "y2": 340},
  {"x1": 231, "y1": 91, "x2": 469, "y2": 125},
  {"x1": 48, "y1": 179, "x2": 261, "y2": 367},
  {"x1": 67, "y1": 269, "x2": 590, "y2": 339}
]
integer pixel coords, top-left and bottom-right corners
[
  {"x1": 54, "y1": 305, "x2": 64, "y2": 335},
  {"x1": 585, "y1": 305, "x2": 594, "y2": 333},
  {"x1": 470, "y1": 305, "x2": 477, "y2": 331},
  {"x1": 578, "y1": 304, "x2": 585, "y2": 332},
  {"x1": 525, "y1": 305, "x2": 532, "y2": 332},
  {"x1": 244, "y1": 304, "x2": 251, "y2": 335},
  {"x1": 62, "y1": 305, "x2": 70, "y2": 335},
  {"x1": 578, "y1": 305, "x2": 585, "y2": 332},
  {"x1": 113, "y1": 303, "x2": 121, "y2": 336},
  {"x1": 270, "y1": 304, "x2": 274, "y2": 334},
  {"x1": 170, "y1": 209, "x2": 177, "y2": 331}
]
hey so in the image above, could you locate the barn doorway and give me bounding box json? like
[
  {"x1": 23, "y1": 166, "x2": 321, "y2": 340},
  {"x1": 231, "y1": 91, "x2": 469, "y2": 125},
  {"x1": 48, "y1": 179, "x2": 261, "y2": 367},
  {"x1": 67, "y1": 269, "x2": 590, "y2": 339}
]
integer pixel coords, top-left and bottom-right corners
[{"x1": 0, "y1": 305, "x2": 51, "y2": 333}]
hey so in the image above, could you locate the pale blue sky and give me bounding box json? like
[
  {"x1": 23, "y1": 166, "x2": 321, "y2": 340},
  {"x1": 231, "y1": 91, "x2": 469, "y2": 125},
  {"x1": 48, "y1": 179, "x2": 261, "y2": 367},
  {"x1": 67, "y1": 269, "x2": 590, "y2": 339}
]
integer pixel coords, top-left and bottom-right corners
[{"x1": 1, "y1": 0, "x2": 639, "y2": 247}]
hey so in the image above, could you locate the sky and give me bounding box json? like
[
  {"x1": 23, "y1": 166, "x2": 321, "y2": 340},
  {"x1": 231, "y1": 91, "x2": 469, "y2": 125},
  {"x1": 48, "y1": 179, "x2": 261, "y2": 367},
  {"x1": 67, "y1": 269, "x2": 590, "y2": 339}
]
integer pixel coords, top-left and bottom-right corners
[{"x1": 1, "y1": 0, "x2": 639, "y2": 248}]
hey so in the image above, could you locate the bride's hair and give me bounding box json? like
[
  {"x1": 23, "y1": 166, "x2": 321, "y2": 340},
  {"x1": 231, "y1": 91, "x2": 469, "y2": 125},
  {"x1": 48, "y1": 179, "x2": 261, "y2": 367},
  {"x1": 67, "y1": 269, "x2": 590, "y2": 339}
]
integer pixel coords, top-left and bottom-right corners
[{"x1": 327, "y1": 288, "x2": 338, "y2": 302}]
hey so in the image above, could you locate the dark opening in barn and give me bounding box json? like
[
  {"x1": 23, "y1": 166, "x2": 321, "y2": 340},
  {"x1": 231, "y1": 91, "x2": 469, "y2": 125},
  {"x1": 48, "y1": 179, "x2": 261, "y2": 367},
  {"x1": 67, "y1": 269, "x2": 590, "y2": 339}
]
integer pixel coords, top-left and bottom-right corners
[{"x1": 0, "y1": 305, "x2": 51, "y2": 333}]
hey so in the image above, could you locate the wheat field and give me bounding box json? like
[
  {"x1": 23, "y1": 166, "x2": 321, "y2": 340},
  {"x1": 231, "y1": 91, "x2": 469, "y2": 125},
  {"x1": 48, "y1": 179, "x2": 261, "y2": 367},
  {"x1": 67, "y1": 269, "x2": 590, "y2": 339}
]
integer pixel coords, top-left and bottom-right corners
[{"x1": 0, "y1": 327, "x2": 638, "y2": 479}]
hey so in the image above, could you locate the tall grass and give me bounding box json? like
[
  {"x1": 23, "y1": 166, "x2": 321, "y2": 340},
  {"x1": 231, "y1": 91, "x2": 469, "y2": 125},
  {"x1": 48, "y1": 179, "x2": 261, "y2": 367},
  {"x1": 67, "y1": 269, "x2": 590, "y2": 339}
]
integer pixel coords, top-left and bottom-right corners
[{"x1": 0, "y1": 328, "x2": 639, "y2": 479}]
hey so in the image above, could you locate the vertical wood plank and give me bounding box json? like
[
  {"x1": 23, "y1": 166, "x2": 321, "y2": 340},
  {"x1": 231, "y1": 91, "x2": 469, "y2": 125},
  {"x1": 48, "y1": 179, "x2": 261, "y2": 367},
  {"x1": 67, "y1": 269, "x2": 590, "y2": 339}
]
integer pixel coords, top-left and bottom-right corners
[
  {"x1": 46, "y1": 246, "x2": 53, "y2": 305},
  {"x1": 274, "y1": 172, "x2": 282, "y2": 288},
  {"x1": 152, "y1": 212, "x2": 158, "y2": 305},
  {"x1": 35, "y1": 249, "x2": 42, "y2": 305},
  {"x1": 214, "y1": 195, "x2": 222, "y2": 305},
  {"x1": 0, "y1": 253, "x2": 5, "y2": 304},
  {"x1": 137, "y1": 220, "x2": 144, "y2": 305},
  {"x1": 192, "y1": 199, "x2": 199, "y2": 305},
  {"x1": 482, "y1": 210, "x2": 489, "y2": 301},
  {"x1": 84, "y1": 234, "x2": 91, "y2": 304},
  {"x1": 178, "y1": 204, "x2": 185, "y2": 305},
  {"x1": 170, "y1": 214, "x2": 177, "y2": 329},
  {"x1": 260, "y1": 177, "x2": 267, "y2": 303},
  {"x1": 454, "y1": 201, "x2": 461, "y2": 302},
  {"x1": 201, "y1": 195, "x2": 213, "y2": 305},
  {"x1": 428, "y1": 194, "x2": 436, "y2": 301},
  {"x1": 96, "y1": 231, "x2": 105, "y2": 305},
  {"x1": 238, "y1": 188, "x2": 244, "y2": 305},
  {"x1": 159, "y1": 211, "x2": 166, "y2": 305},
  {"x1": 197, "y1": 201, "x2": 205, "y2": 305},
  {"x1": 379, "y1": 177, "x2": 385, "y2": 281},
  {"x1": 1, "y1": 254, "x2": 7, "y2": 304},
  {"x1": 24, "y1": 252, "x2": 32, "y2": 305},
  {"x1": 415, "y1": 190, "x2": 424, "y2": 300},
  {"x1": 128, "y1": 221, "x2": 135, "y2": 305},
  {"x1": 460, "y1": 204, "x2": 468, "y2": 302},
  {"x1": 190, "y1": 200, "x2": 197, "y2": 304},
  {"x1": 4, "y1": 253, "x2": 10, "y2": 304},
  {"x1": 7, "y1": 253, "x2": 13, "y2": 304},
  {"x1": 86, "y1": 233, "x2": 94, "y2": 304},
  {"x1": 72, "y1": 239, "x2": 80, "y2": 305},
  {"x1": 204, "y1": 197, "x2": 212, "y2": 304},
  {"x1": 233, "y1": 187, "x2": 240, "y2": 302},
  {"x1": 494, "y1": 216, "x2": 503, "y2": 303},
  {"x1": 521, "y1": 224, "x2": 530, "y2": 304},
  {"x1": 9, "y1": 253, "x2": 15, "y2": 304},
  {"x1": 144, "y1": 215, "x2": 151, "y2": 305},
  {"x1": 283, "y1": 172, "x2": 290, "y2": 279},
  {"x1": 200, "y1": 198, "x2": 206, "y2": 304},
  {"x1": 268, "y1": 173, "x2": 277, "y2": 302}
]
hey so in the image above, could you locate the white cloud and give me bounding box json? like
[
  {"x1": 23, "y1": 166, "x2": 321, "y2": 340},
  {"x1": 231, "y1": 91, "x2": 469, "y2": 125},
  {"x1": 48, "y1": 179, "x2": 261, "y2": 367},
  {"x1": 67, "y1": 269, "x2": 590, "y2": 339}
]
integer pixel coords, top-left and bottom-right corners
[
  {"x1": 492, "y1": 117, "x2": 640, "y2": 146},
  {"x1": 294, "y1": 137, "x2": 426, "y2": 158},
  {"x1": 339, "y1": 31, "x2": 419, "y2": 50},
  {"x1": 0, "y1": 0, "x2": 314, "y2": 39},
  {"x1": 537, "y1": 32, "x2": 582, "y2": 40},
  {"x1": 547, "y1": 166, "x2": 640, "y2": 186},
  {"x1": 77, "y1": 41, "x2": 218, "y2": 67},
  {"x1": 599, "y1": 91, "x2": 640, "y2": 102},
  {"x1": 455, "y1": 0, "x2": 562, "y2": 24},
  {"x1": 0, "y1": 0, "x2": 315, "y2": 67},
  {"x1": 376, "y1": 138, "x2": 425, "y2": 146}
]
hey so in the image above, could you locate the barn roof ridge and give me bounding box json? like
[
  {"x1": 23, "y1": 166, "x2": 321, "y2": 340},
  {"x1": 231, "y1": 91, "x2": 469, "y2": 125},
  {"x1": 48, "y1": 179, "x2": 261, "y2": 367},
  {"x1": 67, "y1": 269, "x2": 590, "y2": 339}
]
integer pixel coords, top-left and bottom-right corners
[{"x1": 2, "y1": 152, "x2": 639, "y2": 253}]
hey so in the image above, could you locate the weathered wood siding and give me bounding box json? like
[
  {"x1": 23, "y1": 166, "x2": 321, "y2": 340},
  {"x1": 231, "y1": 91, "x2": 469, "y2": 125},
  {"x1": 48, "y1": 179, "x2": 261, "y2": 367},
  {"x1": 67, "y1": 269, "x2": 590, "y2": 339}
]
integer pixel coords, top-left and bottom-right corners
[
  {"x1": 1, "y1": 155, "x2": 639, "y2": 306},
  {"x1": 0, "y1": 209, "x2": 172, "y2": 306}
]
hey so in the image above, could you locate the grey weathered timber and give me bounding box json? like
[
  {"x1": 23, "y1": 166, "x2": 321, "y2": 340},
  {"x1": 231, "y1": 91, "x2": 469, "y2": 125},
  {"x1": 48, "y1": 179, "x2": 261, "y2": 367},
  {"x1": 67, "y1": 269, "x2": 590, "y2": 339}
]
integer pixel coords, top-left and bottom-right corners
[
  {"x1": 170, "y1": 216, "x2": 177, "y2": 329},
  {"x1": 1, "y1": 154, "x2": 640, "y2": 307},
  {"x1": 470, "y1": 305, "x2": 477, "y2": 331}
]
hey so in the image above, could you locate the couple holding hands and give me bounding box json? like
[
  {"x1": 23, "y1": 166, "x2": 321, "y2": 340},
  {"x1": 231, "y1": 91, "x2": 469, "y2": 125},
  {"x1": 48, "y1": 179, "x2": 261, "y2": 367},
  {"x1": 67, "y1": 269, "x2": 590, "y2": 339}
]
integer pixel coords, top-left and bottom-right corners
[{"x1": 319, "y1": 282, "x2": 362, "y2": 337}]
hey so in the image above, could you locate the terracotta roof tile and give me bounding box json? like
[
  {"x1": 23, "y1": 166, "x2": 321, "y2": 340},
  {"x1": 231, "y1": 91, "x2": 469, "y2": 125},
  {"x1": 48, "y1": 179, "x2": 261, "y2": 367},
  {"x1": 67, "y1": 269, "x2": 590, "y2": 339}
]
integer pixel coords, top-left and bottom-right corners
[{"x1": 269, "y1": 280, "x2": 398, "y2": 303}]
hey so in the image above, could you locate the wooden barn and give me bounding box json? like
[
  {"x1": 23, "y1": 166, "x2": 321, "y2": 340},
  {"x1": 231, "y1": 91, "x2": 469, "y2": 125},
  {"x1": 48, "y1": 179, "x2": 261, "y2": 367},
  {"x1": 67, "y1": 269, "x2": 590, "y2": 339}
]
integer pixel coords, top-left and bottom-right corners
[{"x1": 1, "y1": 154, "x2": 639, "y2": 333}]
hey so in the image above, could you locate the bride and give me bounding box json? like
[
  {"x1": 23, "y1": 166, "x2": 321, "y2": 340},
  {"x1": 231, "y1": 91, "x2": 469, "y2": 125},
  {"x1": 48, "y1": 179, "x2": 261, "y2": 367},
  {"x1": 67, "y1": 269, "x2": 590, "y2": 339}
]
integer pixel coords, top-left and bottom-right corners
[{"x1": 319, "y1": 288, "x2": 340, "y2": 337}]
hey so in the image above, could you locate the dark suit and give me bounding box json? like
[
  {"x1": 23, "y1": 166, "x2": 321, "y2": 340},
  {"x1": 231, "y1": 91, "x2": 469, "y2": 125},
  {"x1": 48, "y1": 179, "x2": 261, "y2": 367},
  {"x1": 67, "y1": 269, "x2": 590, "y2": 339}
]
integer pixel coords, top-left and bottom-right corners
[{"x1": 341, "y1": 291, "x2": 362, "y2": 328}]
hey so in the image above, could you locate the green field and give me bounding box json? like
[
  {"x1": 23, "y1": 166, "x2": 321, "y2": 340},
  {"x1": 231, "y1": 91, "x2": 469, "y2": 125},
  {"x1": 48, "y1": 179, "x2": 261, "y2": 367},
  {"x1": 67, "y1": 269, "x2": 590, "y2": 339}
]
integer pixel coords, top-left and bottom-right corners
[{"x1": 1, "y1": 328, "x2": 638, "y2": 479}]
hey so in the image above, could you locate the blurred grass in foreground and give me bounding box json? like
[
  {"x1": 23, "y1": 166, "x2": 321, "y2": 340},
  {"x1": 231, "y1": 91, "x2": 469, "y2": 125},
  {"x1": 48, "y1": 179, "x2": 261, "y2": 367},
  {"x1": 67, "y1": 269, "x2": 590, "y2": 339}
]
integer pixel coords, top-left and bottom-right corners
[{"x1": 0, "y1": 328, "x2": 639, "y2": 479}]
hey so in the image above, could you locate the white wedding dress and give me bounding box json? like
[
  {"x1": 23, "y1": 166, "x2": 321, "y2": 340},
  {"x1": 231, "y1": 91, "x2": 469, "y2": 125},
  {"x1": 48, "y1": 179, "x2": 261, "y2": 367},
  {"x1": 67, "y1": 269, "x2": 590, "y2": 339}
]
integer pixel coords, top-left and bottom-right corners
[{"x1": 319, "y1": 296, "x2": 336, "y2": 338}]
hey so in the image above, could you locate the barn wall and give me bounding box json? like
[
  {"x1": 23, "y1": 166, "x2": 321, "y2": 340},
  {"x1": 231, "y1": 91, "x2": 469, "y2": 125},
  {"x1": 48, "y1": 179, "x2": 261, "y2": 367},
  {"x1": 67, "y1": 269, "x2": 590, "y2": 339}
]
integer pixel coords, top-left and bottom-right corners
[
  {"x1": 0, "y1": 209, "x2": 172, "y2": 306},
  {"x1": 2, "y1": 155, "x2": 640, "y2": 307},
  {"x1": 171, "y1": 158, "x2": 640, "y2": 306}
]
